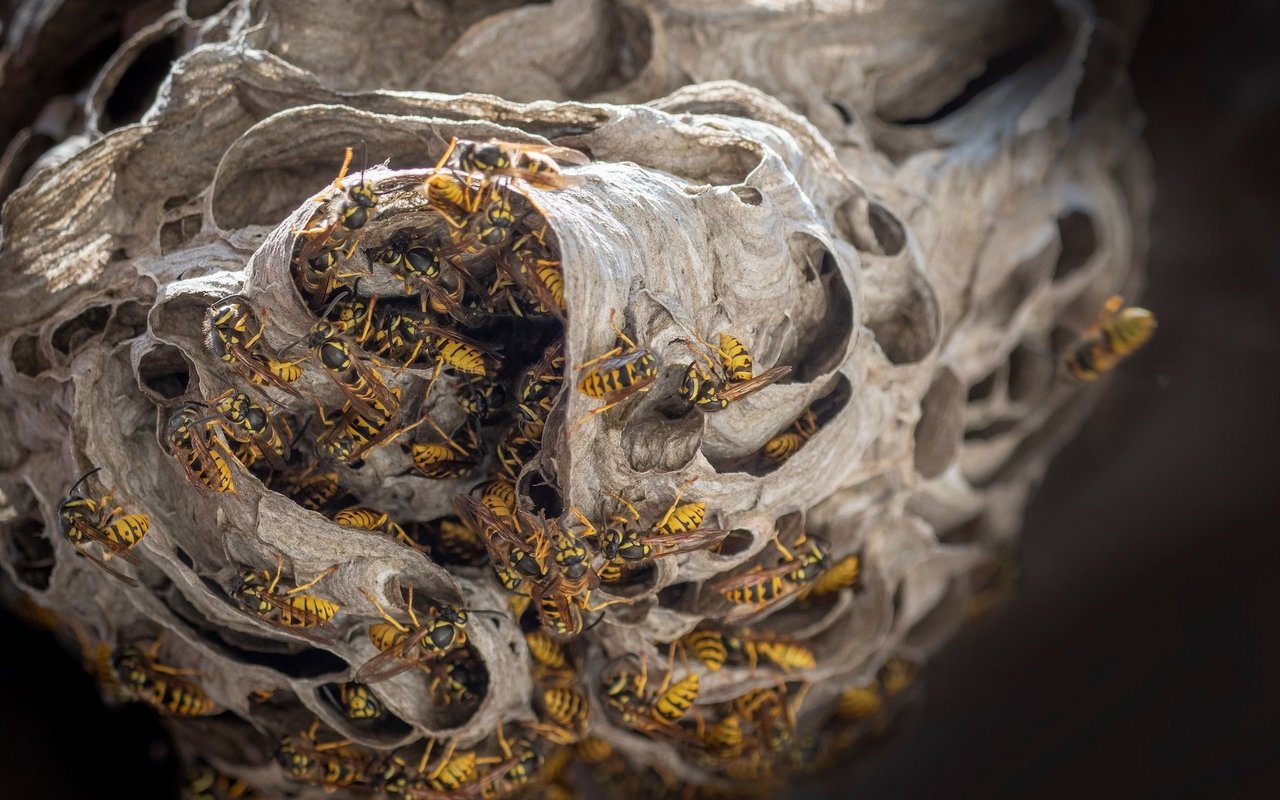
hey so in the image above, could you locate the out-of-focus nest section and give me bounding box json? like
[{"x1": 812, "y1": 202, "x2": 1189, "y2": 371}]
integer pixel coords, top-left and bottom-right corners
[{"x1": 0, "y1": 0, "x2": 1151, "y2": 798}]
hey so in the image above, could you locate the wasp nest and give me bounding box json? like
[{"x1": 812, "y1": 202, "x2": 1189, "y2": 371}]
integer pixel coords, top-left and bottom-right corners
[{"x1": 0, "y1": 1, "x2": 1150, "y2": 797}]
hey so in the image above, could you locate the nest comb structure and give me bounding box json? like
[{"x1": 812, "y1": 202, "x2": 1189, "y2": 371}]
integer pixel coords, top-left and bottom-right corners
[{"x1": 0, "y1": 1, "x2": 1151, "y2": 797}]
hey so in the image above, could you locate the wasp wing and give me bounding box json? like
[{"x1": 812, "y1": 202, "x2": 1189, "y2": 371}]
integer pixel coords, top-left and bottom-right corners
[
  {"x1": 353, "y1": 624, "x2": 435, "y2": 684},
  {"x1": 642, "y1": 527, "x2": 733, "y2": 558},
  {"x1": 715, "y1": 365, "x2": 793, "y2": 402}
]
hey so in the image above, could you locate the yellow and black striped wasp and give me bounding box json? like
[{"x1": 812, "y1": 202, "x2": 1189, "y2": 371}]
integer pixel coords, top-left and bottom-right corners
[
  {"x1": 295, "y1": 146, "x2": 379, "y2": 262},
  {"x1": 680, "y1": 332, "x2": 792, "y2": 412},
  {"x1": 377, "y1": 305, "x2": 495, "y2": 377},
  {"x1": 712, "y1": 524, "x2": 832, "y2": 622},
  {"x1": 515, "y1": 339, "x2": 565, "y2": 442},
  {"x1": 208, "y1": 389, "x2": 292, "y2": 470},
  {"x1": 184, "y1": 761, "x2": 261, "y2": 800},
  {"x1": 572, "y1": 311, "x2": 659, "y2": 433},
  {"x1": 601, "y1": 653, "x2": 702, "y2": 740},
  {"x1": 324, "y1": 283, "x2": 495, "y2": 377},
  {"x1": 276, "y1": 719, "x2": 376, "y2": 791},
  {"x1": 494, "y1": 424, "x2": 540, "y2": 484},
  {"x1": 410, "y1": 416, "x2": 484, "y2": 479},
  {"x1": 356, "y1": 585, "x2": 498, "y2": 683},
  {"x1": 1064, "y1": 294, "x2": 1157, "y2": 380},
  {"x1": 425, "y1": 647, "x2": 487, "y2": 709},
  {"x1": 112, "y1": 640, "x2": 220, "y2": 716},
  {"x1": 535, "y1": 672, "x2": 591, "y2": 745},
  {"x1": 331, "y1": 505, "x2": 411, "y2": 544},
  {"x1": 315, "y1": 397, "x2": 405, "y2": 464},
  {"x1": 677, "y1": 627, "x2": 816, "y2": 674},
  {"x1": 424, "y1": 138, "x2": 585, "y2": 244},
  {"x1": 836, "y1": 656, "x2": 920, "y2": 721},
  {"x1": 203, "y1": 296, "x2": 303, "y2": 396},
  {"x1": 762, "y1": 407, "x2": 819, "y2": 464},
  {"x1": 372, "y1": 230, "x2": 485, "y2": 325},
  {"x1": 165, "y1": 403, "x2": 237, "y2": 494},
  {"x1": 453, "y1": 495, "x2": 600, "y2": 637},
  {"x1": 231, "y1": 556, "x2": 340, "y2": 632},
  {"x1": 300, "y1": 319, "x2": 402, "y2": 422},
  {"x1": 506, "y1": 227, "x2": 566, "y2": 318},
  {"x1": 375, "y1": 738, "x2": 482, "y2": 797},
  {"x1": 458, "y1": 374, "x2": 508, "y2": 422},
  {"x1": 58, "y1": 467, "x2": 149, "y2": 586},
  {"x1": 435, "y1": 137, "x2": 588, "y2": 192},
  {"x1": 471, "y1": 724, "x2": 555, "y2": 799},
  {"x1": 267, "y1": 461, "x2": 340, "y2": 512},
  {"x1": 574, "y1": 481, "x2": 729, "y2": 583},
  {"x1": 322, "y1": 682, "x2": 384, "y2": 722}
]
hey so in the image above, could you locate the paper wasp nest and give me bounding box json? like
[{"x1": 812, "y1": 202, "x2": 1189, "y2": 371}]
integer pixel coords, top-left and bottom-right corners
[{"x1": 0, "y1": 0, "x2": 1149, "y2": 797}]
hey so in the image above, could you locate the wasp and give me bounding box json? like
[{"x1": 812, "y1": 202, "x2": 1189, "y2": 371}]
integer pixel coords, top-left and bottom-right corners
[
  {"x1": 356, "y1": 585, "x2": 496, "y2": 683},
  {"x1": 458, "y1": 374, "x2": 508, "y2": 421},
  {"x1": 762, "y1": 407, "x2": 819, "y2": 463},
  {"x1": 231, "y1": 556, "x2": 340, "y2": 630},
  {"x1": 508, "y1": 228, "x2": 566, "y2": 317},
  {"x1": 58, "y1": 468, "x2": 148, "y2": 586},
  {"x1": 1064, "y1": 294, "x2": 1157, "y2": 380},
  {"x1": 537, "y1": 681, "x2": 590, "y2": 744},
  {"x1": 332, "y1": 505, "x2": 411, "y2": 544},
  {"x1": 602, "y1": 654, "x2": 702, "y2": 738},
  {"x1": 185, "y1": 762, "x2": 260, "y2": 800},
  {"x1": 301, "y1": 320, "x2": 402, "y2": 422},
  {"x1": 462, "y1": 499, "x2": 601, "y2": 637},
  {"x1": 471, "y1": 479, "x2": 518, "y2": 523},
  {"x1": 525, "y1": 630, "x2": 569, "y2": 671},
  {"x1": 268, "y1": 463, "x2": 340, "y2": 511},
  {"x1": 401, "y1": 515, "x2": 487, "y2": 565},
  {"x1": 203, "y1": 296, "x2": 303, "y2": 395},
  {"x1": 436, "y1": 137, "x2": 588, "y2": 191},
  {"x1": 323, "y1": 682, "x2": 384, "y2": 721},
  {"x1": 372, "y1": 231, "x2": 484, "y2": 324},
  {"x1": 516, "y1": 339, "x2": 565, "y2": 441},
  {"x1": 411, "y1": 416, "x2": 484, "y2": 479},
  {"x1": 800, "y1": 552, "x2": 860, "y2": 600},
  {"x1": 376, "y1": 739, "x2": 480, "y2": 797},
  {"x1": 315, "y1": 388, "x2": 408, "y2": 465},
  {"x1": 680, "y1": 332, "x2": 792, "y2": 412},
  {"x1": 209, "y1": 389, "x2": 292, "y2": 470},
  {"x1": 713, "y1": 529, "x2": 830, "y2": 622},
  {"x1": 573, "y1": 312, "x2": 659, "y2": 432},
  {"x1": 292, "y1": 246, "x2": 369, "y2": 310},
  {"x1": 166, "y1": 402, "x2": 238, "y2": 494},
  {"x1": 678, "y1": 628, "x2": 815, "y2": 673},
  {"x1": 375, "y1": 305, "x2": 495, "y2": 377},
  {"x1": 580, "y1": 482, "x2": 728, "y2": 582},
  {"x1": 276, "y1": 719, "x2": 375, "y2": 791},
  {"x1": 112, "y1": 641, "x2": 219, "y2": 716},
  {"x1": 472, "y1": 725, "x2": 550, "y2": 800},
  {"x1": 295, "y1": 146, "x2": 378, "y2": 262},
  {"x1": 575, "y1": 735, "x2": 612, "y2": 764},
  {"x1": 494, "y1": 424, "x2": 540, "y2": 483},
  {"x1": 836, "y1": 657, "x2": 919, "y2": 721},
  {"x1": 426, "y1": 648, "x2": 487, "y2": 708}
]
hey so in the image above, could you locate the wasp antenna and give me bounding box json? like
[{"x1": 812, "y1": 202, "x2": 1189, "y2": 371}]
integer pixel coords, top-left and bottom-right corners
[
  {"x1": 67, "y1": 467, "x2": 104, "y2": 496},
  {"x1": 582, "y1": 610, "x2": 607, "y2": 633}
]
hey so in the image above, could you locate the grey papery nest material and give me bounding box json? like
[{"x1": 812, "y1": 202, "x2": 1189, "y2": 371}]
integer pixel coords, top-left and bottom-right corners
[{"x1": 0, "y1": 0, "x2": 1150, "y2": 797}]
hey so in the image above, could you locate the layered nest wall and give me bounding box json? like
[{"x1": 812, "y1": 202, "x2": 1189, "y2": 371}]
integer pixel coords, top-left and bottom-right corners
[{"x1": 0, "y1": 1, "x2": 1150, "y2": 798}]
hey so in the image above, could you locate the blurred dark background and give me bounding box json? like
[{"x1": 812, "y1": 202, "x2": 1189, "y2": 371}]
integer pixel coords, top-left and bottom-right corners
[{"x1": 2, "y1": 1, "x2": 1279, "y2": 798}]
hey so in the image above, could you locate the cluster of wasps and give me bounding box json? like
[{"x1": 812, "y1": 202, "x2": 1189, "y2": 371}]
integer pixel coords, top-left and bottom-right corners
[{"x1": 40, "y1": 124, "x2": 1158, "y2": 798}]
